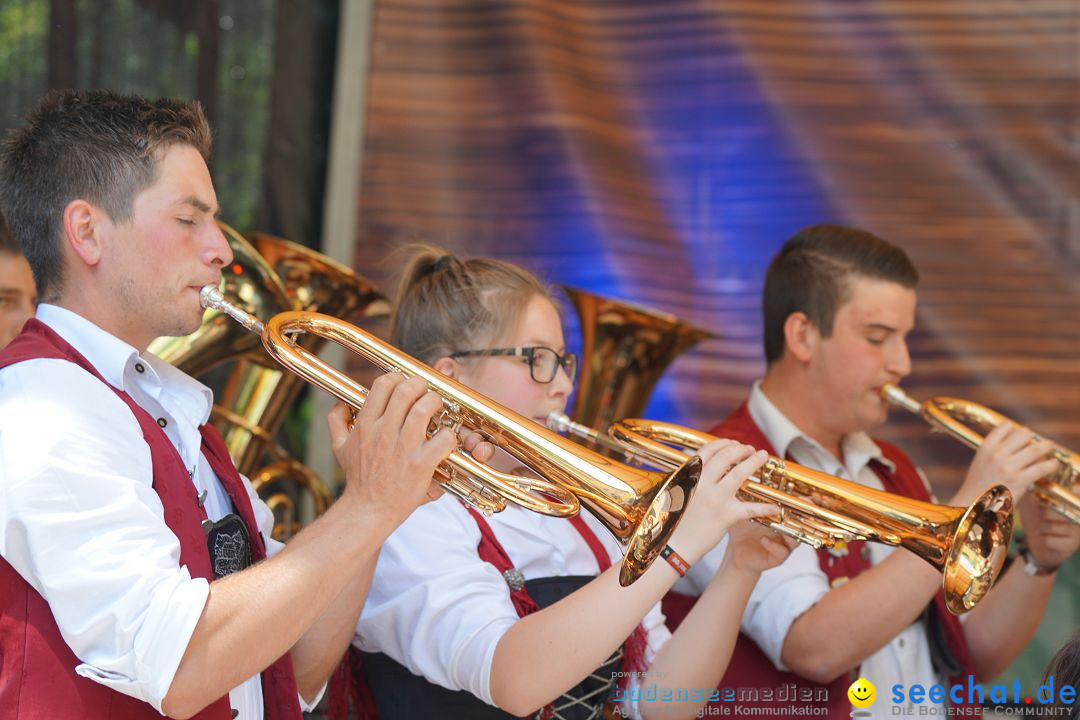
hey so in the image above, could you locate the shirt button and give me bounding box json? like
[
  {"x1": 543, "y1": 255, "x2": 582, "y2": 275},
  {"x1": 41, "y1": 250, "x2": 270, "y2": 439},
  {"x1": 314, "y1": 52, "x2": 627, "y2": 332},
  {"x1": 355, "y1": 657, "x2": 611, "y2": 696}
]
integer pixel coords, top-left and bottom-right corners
[
  {"x1": 134, "y1": 362, "x2": 145, "y2": 373},
  {"x1": 898, "y1": 637, "x2": 906, "y2": 648},
  {"x1": 157, "y1": 417, "x2": 167, "y2": 428}
]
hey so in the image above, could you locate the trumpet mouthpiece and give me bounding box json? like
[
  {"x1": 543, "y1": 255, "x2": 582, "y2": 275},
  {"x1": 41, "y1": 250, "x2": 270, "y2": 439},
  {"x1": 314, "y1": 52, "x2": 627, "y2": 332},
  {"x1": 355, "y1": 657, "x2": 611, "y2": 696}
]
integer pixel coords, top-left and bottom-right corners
[
  {"x1": 547, "y1": 411, "x2": 573, "y2": 434},
  {"x1": 881, "y1": 383, "x2": 922, "y2": 414},
  {"x1": 199, "y1": 284, "x2": 265, "y2": 335},
  {"x1": 199, "y1": 284, "x2": 225, "y2": 311}
]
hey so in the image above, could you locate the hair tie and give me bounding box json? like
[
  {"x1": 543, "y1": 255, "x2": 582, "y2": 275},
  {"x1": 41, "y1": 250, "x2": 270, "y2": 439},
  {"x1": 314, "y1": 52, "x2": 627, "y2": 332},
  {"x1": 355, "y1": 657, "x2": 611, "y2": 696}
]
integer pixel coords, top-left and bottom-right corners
[{"x1": 431, "y1": 255, "x2": 455, "y2": 273}]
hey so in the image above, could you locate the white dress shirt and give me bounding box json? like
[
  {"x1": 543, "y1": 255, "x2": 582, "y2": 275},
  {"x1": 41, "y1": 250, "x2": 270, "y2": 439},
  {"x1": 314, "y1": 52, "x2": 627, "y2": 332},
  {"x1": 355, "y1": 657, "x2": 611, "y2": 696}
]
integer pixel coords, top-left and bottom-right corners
[
  {"x1": 355, "y1": 492, "x2": 672, "y2": 710},
  {"x1": 672, "y1": 381, "x2": 943, "y2": 719},
  {"x1": 0, "y1": 304, "x2": 305, "y2": 718}
]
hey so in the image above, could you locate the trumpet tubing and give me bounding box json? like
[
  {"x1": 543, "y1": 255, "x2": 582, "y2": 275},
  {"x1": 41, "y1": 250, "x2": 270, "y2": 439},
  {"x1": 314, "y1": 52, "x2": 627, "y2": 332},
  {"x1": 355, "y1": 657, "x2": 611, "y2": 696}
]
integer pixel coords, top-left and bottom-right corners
[
  {"x1": 201, "y1": 286, "x2": 701, "y2": 586},
  {"x1": 549, "y1": 413, "x2": 1013, "y2": 614},
  {"x1": 882, "y1": 383, "x2": 1080, "y2": 526}
]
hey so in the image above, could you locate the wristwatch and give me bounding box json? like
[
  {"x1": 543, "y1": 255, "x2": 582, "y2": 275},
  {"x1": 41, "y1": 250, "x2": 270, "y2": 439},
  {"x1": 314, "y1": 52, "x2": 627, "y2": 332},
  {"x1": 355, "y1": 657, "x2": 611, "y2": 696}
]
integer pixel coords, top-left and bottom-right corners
[{"x1": 1021, "y1": 550, "x2": 1059, "y2": 577}]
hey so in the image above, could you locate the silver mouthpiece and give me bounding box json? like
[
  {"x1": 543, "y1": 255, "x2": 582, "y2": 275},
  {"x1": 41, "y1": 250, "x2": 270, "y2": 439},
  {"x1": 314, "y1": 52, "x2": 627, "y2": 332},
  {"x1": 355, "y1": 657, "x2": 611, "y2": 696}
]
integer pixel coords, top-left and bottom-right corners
[
  {"x1": 199, "y1": 284, "x2": 265, "y2": 335},
  {"x1": 547, "y1": 411, "x2": 576, "y2": 435},
  {"x1": 548, "y1": 411, "x2": 606, "y2": 446},
  {"x1": 881, "y1": 383, "x2": 922, "y2": 415}
]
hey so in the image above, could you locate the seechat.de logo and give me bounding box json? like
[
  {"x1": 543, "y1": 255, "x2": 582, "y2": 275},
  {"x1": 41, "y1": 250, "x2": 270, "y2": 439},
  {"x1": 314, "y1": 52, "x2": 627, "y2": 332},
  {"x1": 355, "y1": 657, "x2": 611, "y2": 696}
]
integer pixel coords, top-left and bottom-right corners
[{"x1": 891, "y1": 676, "x2": 1077, "y2": 713}]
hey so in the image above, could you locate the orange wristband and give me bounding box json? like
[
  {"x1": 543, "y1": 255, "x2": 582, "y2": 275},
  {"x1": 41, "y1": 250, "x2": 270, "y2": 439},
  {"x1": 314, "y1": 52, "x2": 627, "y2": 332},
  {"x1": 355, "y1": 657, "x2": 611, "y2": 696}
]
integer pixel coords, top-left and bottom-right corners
[{"x1": 660, "y1": 545, "x2": 689, "y2": 576}]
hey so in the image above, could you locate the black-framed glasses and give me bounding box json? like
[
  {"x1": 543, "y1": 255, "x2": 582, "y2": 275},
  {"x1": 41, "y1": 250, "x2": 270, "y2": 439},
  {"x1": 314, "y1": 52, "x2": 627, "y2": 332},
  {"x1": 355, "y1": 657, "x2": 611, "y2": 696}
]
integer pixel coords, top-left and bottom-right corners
[{"x1": 449, "y1": 345, "x2": 578, "y2": 384}]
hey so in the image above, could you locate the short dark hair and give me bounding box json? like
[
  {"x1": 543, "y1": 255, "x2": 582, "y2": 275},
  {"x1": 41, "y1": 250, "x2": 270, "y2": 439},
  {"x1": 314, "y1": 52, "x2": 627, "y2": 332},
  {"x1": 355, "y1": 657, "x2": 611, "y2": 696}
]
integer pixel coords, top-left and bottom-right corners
[
  {"x1": 0, "y1": 89, "x2": 212, "y2": 301},
  {"x1": 763, "y1": 224, "x2": 919, "y2": 363}
]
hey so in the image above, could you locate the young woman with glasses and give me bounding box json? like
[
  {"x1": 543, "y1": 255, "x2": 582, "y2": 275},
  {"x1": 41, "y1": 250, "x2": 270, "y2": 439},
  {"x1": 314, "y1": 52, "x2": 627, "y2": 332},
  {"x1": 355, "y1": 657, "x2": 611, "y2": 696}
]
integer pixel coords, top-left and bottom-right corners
[{"x1": 349, "y1": 247, "x2": 794, "y2": 720}]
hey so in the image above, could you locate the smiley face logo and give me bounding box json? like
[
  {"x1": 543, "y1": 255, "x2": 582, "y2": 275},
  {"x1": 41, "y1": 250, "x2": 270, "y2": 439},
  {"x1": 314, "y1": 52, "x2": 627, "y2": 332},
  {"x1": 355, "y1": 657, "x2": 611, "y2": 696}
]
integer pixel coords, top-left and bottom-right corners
[{"x1": 848, "y1": 677, "x2": 876, "y2": 708}]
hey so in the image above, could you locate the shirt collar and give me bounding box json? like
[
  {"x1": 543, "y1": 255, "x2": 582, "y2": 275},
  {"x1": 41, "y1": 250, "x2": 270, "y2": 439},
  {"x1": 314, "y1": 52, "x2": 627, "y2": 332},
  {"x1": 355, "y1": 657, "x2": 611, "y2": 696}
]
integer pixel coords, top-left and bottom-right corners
[
  {"x1": 746, "y1": 380, "x2": 894, "y2": 475},
  {"x1": 34, "y1": 304, "x2": 213, "y2": 424}
]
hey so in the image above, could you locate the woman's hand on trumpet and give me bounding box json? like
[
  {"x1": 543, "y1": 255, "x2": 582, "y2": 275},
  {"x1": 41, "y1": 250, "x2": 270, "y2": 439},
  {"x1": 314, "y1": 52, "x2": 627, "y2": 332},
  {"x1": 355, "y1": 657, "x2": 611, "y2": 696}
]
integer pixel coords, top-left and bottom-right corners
[
  {"x1": 666, "y1": 440, "x2": 779, "y2": 565},
  {"x1": 954, "y1": 421, "x2": 1057, "y2": 507}
]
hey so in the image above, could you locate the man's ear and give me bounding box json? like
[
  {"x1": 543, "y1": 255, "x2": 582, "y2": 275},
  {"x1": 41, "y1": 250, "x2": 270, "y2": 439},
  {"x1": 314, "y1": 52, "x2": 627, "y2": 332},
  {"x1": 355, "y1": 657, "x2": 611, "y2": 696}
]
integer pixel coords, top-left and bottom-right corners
[
  {"x1": 62, "y1": 199, "x2": 104, "y2": 267},
  {"x1": 783, "y1": 311, "x2": 819, "y2": 364},
  {"x1": 431, "y1": 356, "x2": 459, "y2": 379}
]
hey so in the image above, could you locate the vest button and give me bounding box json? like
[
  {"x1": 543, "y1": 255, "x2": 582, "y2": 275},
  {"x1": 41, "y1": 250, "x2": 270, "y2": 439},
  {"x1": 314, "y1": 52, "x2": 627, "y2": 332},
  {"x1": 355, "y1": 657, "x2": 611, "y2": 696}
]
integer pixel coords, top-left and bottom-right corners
[
  {"x1": 134, "y1": 362, "x2": 145, "y2": 373},
  {"x1": 157, "y1": 417, "x2": 167, "y2": 428}
]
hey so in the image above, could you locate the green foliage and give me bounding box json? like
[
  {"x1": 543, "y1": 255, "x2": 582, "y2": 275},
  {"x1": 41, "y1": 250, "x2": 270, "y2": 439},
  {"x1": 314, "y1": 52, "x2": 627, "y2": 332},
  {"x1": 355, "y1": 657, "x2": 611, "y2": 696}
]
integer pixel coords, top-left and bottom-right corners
[
  {"x1": 0, "y1": 0, "x2": 48, "y2": 129},
  {"x1": 0, "y1": 0, "x2": 275, "y2": 231}
]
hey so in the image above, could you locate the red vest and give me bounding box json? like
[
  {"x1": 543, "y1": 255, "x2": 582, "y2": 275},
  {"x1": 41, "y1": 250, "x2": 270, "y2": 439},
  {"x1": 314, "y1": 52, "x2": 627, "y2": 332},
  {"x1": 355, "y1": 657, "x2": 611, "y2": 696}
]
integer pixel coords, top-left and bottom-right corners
[
  {"x1": 661, "y1": 400, "x2": 976, "y2": 719},
  {"x1": 0, "y1": 319, "x2": 301, "y2": 720}
]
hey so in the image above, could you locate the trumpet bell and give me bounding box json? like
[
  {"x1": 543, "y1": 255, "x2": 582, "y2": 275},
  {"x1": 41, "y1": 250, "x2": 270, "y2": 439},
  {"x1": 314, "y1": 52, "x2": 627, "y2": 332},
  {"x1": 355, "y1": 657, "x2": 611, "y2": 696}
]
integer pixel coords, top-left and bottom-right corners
[{"x1": 940, "y1": 485, "x2": 1013, "y2": 613}]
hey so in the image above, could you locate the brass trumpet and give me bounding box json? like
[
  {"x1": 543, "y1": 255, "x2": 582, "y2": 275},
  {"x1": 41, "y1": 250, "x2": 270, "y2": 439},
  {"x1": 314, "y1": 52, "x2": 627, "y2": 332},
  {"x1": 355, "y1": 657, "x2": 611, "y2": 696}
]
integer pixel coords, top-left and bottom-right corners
[
  {"x1": 200, "y1": 286, "x2": 701, "y2": 586},
  {"x1": 883, "y1": 383, "x2": 1080, "y2": 526},
  {"x1": 549, "y1": 413, "x2": 1013, "y2": 614}
]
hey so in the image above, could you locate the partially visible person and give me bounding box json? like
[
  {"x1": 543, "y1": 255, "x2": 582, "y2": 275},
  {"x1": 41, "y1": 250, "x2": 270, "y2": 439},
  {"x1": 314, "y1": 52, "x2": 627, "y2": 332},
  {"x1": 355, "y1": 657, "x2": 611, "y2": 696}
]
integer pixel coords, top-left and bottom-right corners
[
  {"x1": 0, "y1": 211, "x2": 35, "y2": 349},
  {"x1": 1045, "y1": 630, "x2": 1079, "y2": 718}
]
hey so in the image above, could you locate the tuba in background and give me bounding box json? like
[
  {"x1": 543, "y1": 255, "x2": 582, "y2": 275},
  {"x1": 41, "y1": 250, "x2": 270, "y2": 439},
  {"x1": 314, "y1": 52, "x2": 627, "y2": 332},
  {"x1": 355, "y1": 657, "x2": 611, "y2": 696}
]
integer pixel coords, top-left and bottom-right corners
[
  {"x1": 150, "y1": 221, "x2": 390, "y2": 539},
  {"x1": 883, "y1": 383, "x2": 1080, "y2": 526},
  {"x1": 562, "y1": 286, "x2": 714, "y2": 436}
]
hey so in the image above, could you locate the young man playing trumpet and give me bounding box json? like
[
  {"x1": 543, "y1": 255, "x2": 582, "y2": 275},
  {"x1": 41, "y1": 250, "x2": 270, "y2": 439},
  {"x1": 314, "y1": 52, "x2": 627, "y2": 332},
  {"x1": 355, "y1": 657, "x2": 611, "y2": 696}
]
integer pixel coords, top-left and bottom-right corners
[
  {"x1": 0, "y1": 89, "x2": 471, "y2": 719},
  {"x1": 666, "y1": 224, "x2": 1080, "y2": 718}
]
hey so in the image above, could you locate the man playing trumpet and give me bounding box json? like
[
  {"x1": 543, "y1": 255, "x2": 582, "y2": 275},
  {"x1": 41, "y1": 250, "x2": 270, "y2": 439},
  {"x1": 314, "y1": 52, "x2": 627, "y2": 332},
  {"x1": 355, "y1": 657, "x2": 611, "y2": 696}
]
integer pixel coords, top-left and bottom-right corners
[
  {"x1": 0, "y1": 89, "x2": 467, "y2": 719},
  {"x1": 666, "y1": 224, "x2": 1080, "y2": 718}
]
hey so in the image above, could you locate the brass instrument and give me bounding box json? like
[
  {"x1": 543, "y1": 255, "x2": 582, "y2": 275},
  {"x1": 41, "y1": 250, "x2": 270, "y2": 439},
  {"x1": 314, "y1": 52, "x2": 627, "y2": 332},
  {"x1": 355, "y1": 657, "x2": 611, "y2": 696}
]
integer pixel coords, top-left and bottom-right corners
[
  {"x1": 211, "y1": 230, "x2": 389, "y2": 475},
  {"x1": 201, "y1": 286, "x2": 702, "y2": 586},
  {"x1": 883, "y1": 383, "x2": 1080, "y2": 525},
  {"x1": 563, "y1": 286, "x2": 715, "y2": 433},
  {"x1": 549, "y1": 413, "x2": 1013, "y2": 614},
  {"x1": 211, "y1": 405, "x2": 334, "y2": 540},
  {"x1": 151, "y1": 223, "x2": 387, "y2": 538}
]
